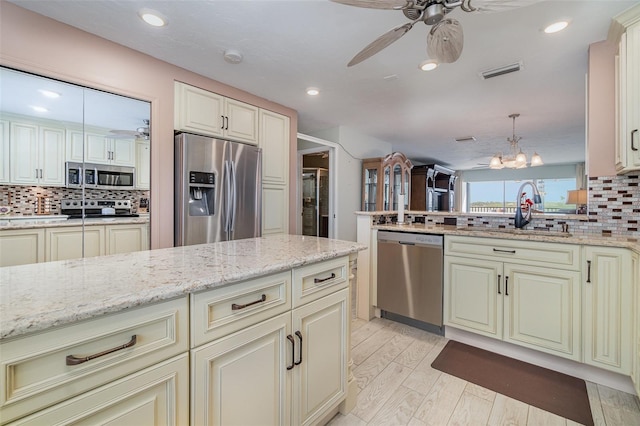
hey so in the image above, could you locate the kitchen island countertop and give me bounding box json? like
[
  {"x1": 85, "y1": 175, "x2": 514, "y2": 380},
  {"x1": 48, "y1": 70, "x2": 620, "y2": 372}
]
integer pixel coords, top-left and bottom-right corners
[{"x1": 0, "y1": 234, "x2": 366, "y2": 340}]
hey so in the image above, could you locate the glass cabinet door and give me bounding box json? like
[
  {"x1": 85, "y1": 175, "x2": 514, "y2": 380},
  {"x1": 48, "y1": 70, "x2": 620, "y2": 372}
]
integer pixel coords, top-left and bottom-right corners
[
  {"x1": 363, "y1": 167, "x2": 378, "y2": 211},
  {"x1": 392, "y1": 164, "x2": 402, "y2": 210},
  {"x1": 403, "y1": 170, "x2": 410, "y2": 209},
  {"x1": 383, "y1": 166, "x2": 391, "y2": 210}
]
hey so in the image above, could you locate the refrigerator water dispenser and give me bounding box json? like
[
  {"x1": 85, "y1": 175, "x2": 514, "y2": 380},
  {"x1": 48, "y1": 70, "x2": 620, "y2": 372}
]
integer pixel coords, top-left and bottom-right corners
[{"x1": 188, "y1": 171, "x2": 215, "y2": 216}]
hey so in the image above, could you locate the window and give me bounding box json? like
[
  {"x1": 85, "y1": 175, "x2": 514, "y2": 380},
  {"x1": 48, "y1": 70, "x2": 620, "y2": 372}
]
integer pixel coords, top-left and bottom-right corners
[{"x1": 467, "y1": 178, "x2": 577, "y2": 213}]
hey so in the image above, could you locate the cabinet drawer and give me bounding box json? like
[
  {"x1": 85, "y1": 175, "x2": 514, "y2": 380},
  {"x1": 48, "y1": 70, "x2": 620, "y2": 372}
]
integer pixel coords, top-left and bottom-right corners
[
  {"x1": 191, "y1": 271, "x2": 291, "y2": 347},
  {"x1": 445, "y1": 235, "x2": 580, "y2": 270},
  {"x1": 0, "y1": 297, "x2": 188, "y2": 424},
  {"x1": 293, "y1": 256, "x2": 349, "y2": 307}
]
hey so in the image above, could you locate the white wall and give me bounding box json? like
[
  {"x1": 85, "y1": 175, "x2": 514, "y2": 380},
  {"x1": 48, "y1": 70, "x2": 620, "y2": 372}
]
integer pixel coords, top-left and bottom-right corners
[{"x1": 308, "y1": 126, "x2": 392, "y2": 242}]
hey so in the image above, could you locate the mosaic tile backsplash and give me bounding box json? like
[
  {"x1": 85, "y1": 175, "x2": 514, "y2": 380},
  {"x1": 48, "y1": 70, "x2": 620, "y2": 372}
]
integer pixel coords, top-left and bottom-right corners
[
  {"x1": 0, "y1": 185, "x2": 150, "y2": 215},
  {"x1": 375, "y1": 174, "x2": 640, "y2": 240}
]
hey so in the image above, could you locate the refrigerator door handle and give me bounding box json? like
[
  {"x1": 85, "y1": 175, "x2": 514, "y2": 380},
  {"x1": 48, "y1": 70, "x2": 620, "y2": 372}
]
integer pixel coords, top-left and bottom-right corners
[
  {"x1": 224, "y1": 160, "x2": 232, "y2": 234},
  {"x1": 230, "y1": 160, "x2": 237, "y2": 235}
]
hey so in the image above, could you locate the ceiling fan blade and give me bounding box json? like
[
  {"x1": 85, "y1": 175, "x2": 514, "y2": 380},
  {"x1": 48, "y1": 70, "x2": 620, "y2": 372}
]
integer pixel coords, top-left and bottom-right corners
[
  {"x1": 464, "y1": 0, "x2": 540, "y2": 13},
  {"x1": 427, "y1": 18, "x2": 463, "y2": 63},
  {"x1": 348, "y1": 22, "x2": 415, "y2": 67},
  {"x1": 330, "y1": 0, "x2": 412, "y2": 10}
]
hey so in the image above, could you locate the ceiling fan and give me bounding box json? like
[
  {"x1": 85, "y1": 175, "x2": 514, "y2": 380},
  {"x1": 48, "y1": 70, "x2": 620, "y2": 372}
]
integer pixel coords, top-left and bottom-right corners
[
  {"x1": 109, "y1": 119, "x2": 150, "y2": 140},
  {"x1": 331, "y1": 0, "x2": 538, "y2": 66}
]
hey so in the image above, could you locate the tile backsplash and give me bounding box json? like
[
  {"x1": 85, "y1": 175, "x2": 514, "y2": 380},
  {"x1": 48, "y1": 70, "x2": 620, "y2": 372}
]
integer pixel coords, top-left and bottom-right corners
[
  {"x1": 374, "y1": 174, "x2": 640, "y2": 240},
  {"x1": 0, "y1": 185, "x2": 150, "y2": 215}
]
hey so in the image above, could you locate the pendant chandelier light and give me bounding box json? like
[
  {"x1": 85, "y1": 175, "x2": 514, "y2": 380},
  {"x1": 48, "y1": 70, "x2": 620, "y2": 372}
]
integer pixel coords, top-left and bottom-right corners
[{"x1": 489, "y1": 113, "x2": 543, "y2": 169}]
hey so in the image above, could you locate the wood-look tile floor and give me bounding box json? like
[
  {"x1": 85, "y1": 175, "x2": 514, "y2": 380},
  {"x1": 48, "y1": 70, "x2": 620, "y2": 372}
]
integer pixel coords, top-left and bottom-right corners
[{"x1": 327, "y1": 317, "x2": 640, "y2": 426}]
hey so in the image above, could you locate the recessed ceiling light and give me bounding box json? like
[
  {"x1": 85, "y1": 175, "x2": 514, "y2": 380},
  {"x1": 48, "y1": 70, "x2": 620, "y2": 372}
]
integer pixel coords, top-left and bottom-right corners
[
  {"x1": 139, "y1": 9, "x2": 167, "y2": 27},
  {"x1": 544, "y1": 21, "x2": 569, "y2": 34},
  {"x1": 31, "y1": 106, "x2": 48, "y2": 113},
  {"x1": 419, "y1": 60, "x2": 438, "y2": 71},
  {"x1": 306, "y1": 87, "x2": 319, "y2": 96},
  {"x1": 39, "y1": 89, "x2": 60, "y2": 98}
]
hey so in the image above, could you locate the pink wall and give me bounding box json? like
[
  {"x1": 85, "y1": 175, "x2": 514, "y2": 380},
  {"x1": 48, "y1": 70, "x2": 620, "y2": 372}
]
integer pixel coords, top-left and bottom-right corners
[
  {"x1": 587, "y1": 40, "x2": 618, "y2": 177},
  {"x1": 0, "y1": 1, "x2": 298, "y2": 248}
]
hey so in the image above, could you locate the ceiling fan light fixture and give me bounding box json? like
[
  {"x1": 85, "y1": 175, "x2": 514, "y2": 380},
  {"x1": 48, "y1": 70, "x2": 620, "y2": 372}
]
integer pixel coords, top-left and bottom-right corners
[
  {"x1": 419, "y1": 59, "x2": 438, "y2": 71},
  {"x1": 425, "y1": 3, "x2": 445, "y2": 25},
  {"x1": 139, "y1": 9, "x2": 167, "y2": 27},
  {"x1": 544, "y1": 21, "x2": 569, "y2": 34}
]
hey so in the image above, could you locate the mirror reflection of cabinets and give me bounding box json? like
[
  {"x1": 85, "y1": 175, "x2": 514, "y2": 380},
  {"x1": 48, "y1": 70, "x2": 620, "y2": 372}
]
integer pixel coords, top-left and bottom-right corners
[
  {"x1": 0, "y1": 66, "x2": 151, "y2": 267},
  {"x1": 411, "y1": 164, "x2": 457, "y2": 212},
  {"x1": 361, "y1": 152, "x2": 413, "y2": 212}
]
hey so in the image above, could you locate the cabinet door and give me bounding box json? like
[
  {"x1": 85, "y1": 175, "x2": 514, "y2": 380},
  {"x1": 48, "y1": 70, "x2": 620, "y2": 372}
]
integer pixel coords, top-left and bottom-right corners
[
  {"x1": 0, "y1": 229, "x2": 44, "y2": 266},
  {"x1": 633, "y1": 252, "x2": 640, "y2": 397},
  {"x1": 503, "y1": 263, "x2": 581, "y2": 361},
  {"x1": 12, "y1": 354, "x2": 189, "y2": 426},
  {"x1": 85, "y1": 133, "x2": 110, "y2": 164},
  {"x1": 175, "y1": 82, "x2": 224, "y2": 137},
  {"x1": 39, "y1": 126, "x2": 65, "y2": 186},
  {"x1": 262, "y1": 184, "x2": 288, "y2": 235},
  {"x1": 46, "y1": 226, "x2": 105, "y2": 261},
  {"x1": 106, "y1": 224, "x2": 148, "y2": 255},
  {"x1": 191, "y1": 312, "x2": 291, "y2": 426},
  {"x1": 444, "y1": 256, "x2": 503, "y2": 339},
  {"x1": 292, "y1": 289, "x2": 348, "y2": 426},
  {"x1": 584, "y1": 247, "x2": 633, "y2": 374},
  {"x1": 225, "y1": 98, "x2": 259, "y2": 144},
  {"x1": 110, "y1": 138, "x2": 136, "y2": 166},
  {"x1": 10, "y1": 122, "x2": 38, "y2": 184},
  {"x1": 136, "y1": 140, "x2": 151, "y2": 189},
  {"x1": 260, "y1": 109, "x2": 289, "y2": 185},
  {"x1": 66, "y1": 129, "x2": 85, "y2": 162},
  {"x1": 0, "y1": 119, "x2": 9, "y2": 183}
]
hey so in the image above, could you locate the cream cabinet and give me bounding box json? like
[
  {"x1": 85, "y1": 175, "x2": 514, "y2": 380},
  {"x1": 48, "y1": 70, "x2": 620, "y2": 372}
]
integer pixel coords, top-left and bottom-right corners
[
  {"x1": 263, "y1": 183, "x2": 289, "y2": 235},
  {"x1": 0, "y1": 297, "x2": 189, "y2": 424},
  {"x1": 106, "y1": 223, "x2": 149, "y2": 254},
  {"x1": 10, "y1": 122, "x2": 65, "y2": 186},
  {"x1": 136, "y1": 139, "x2": 151, "y2": 190},
  {"x1": 85, "y1": 134, "x2": 135, "y2": 166},
  {"x1": 191, "y1": 256, "x2": 350, "y2": 426},
  {"x1": 583, "y1": 246, "x2": 634, "y2": 375},
  {"x1": 0, "y1": 228, "x2": 45, "y2": 266},
  {"x1": 45, "y1": 225, "x2": 105, "y2": 261},
  {"x1": 65, "y1": 129, "x2": 85, "y2": 162},
  {"x1": 614, "y1": 6, "x2": 640, "y2": 173},
  {"x1": 0, "y1": 119, "x2": 9, "y2": 183},
  {"x1": 174, "y1": 82, "x2": 259, "y2": 145},
  {"x1": 633, "y1": 252, "x2": 640, "y2": 397},
  {"x1": 444, "y1": 236, "x2": 581, "y2": 361}
]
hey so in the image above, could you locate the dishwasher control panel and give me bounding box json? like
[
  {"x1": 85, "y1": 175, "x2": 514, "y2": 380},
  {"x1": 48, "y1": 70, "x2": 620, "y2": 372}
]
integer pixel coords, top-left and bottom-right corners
[{"x1": 377, "y1": 231, "x2": 443, "y2": 246}]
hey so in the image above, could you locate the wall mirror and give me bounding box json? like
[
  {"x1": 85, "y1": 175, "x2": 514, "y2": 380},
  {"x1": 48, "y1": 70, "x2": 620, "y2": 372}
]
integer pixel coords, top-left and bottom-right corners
[{"x1": 0, "y1": 66, "x2": 151, "y2": 266}]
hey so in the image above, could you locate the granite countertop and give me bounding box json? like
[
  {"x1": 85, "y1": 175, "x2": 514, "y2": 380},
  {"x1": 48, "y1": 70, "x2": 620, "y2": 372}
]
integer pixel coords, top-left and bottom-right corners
[
  {"x1": 374, "y1": 223, "x2": 640, "y2": 254},
  {"x1": 0, "y1": 215, "x2": 149, "y2": 230},
  {"x1": 0, "y1": 234, "x2": 366, "y2": 341}
]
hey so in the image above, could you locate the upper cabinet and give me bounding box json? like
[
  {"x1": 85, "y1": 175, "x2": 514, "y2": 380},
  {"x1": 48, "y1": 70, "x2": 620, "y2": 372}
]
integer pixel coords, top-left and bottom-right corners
[
  {"x1": 361, "y1": 152, "x2": 412, "y2": 212},
  {"x1": 85, "y1": 135, "x2": 136, "y2": 167},
  {"x1": 613, "y1": 5, "x2": 640, "y2": 173},
  {"x1": 174, "y1": 82, "x2": 259, "y2": 145},
  {"x1": 0, "y1": 120, "x2": 9, "y2": 184},
  {"x1": 136, "y1": 139, "x2": 151, "y2": 190},
  {"x1": 10, "y1": 122, "x2": 65, "y2": 186}
]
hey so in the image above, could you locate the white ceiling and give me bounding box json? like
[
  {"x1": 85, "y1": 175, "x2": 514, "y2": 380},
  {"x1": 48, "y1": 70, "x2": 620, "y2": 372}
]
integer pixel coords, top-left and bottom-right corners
[{"x1": 8, "y1": 0, "x2": 635, "y2": 170}]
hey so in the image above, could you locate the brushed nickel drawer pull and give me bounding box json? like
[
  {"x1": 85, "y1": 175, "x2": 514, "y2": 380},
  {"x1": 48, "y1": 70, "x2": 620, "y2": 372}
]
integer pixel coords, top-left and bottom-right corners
[
  {"x1": 314, "y1": 273, "x2": 336, "y2": 283},
  {"x1": 493, "y1": 248, "x2": 516, "y2": 254},
  {"x1": 232, "y1": 294, "x2": 266, "y2": 310},
  {"x1": 586, "y1": 260, "x2": 592, "y2": 283},
  {"x1": 631, "y1": 129, "x2": 638, "y2": 151},
  {"x1": 66, "y1": 335, "x2": 137, "y2": 366},
  {"x1": 497, "y1": 274, "x2": 502, "y2": 294}
]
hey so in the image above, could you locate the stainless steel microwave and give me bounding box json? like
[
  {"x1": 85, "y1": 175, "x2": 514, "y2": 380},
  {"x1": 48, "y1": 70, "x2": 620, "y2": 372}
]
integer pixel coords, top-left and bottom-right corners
[{"x1": 66, "y1": 162, "x2": 136, "y2": 189}]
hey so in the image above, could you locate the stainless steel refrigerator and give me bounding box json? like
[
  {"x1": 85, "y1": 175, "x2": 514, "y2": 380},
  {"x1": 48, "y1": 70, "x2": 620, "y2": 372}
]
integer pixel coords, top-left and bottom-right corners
[{"x1": 174, "y1": 133, "x2": 262, "y2": 246}]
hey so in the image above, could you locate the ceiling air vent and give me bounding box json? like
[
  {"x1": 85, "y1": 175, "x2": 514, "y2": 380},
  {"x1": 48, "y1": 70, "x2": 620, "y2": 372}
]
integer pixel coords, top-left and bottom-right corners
[{"x1": 479, "y1": 61, "x2": 523, "y2": 80}]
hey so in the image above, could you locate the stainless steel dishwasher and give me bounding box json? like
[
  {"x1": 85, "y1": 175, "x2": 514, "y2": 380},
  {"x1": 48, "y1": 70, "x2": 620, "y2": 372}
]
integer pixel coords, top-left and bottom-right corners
[{"x1": 377, "y1": 231, "x2": 443, "y2": 334}]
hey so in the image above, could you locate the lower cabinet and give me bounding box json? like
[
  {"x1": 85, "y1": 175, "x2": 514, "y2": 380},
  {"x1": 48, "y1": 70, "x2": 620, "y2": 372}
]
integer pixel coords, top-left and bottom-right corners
[
  {"x1": 105, "y1": 223, "x2": 149, "y2": 254},
  {"x1": 633, "y1": 252, "x2": 640, "y2": 397},
  {"x1": 46, "y1": 226, "x2": 105, "y2": 261},
  {"x1": 8, "y1": 354, "x2": 189, "y2": 426},
  {"x1": 444, "y1": 256, "x2": 581, "y2": 361},
  {"x1": 0, "y1": 229, "x2": 44, "y2": 266},
  {"x1": 584, "y1": 246, "x2": 634, "y2": 375},
  {"x1": 192, "y1": 288, "x2": 348, "y2": 426}
]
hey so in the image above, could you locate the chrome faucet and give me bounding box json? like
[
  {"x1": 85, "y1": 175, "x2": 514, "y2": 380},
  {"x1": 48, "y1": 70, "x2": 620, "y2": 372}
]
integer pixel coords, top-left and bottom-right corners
[{"x1": 514, "y1": 181, "x2": 542, "y2": 229}]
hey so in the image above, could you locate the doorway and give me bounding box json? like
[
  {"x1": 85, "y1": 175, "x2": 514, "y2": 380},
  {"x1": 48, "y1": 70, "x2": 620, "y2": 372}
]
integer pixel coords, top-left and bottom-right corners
[{"x1": 296, "y1": 134, "x2": 337, "y2": 238}]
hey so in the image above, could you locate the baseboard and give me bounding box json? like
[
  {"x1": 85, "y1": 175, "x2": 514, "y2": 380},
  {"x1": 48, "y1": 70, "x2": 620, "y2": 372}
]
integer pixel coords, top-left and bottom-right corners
[{"x1": 445, "y1": 326, "x2": 637, "y2": 395}]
